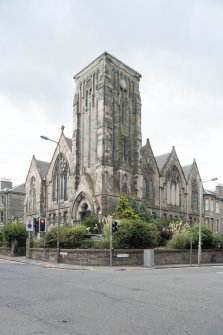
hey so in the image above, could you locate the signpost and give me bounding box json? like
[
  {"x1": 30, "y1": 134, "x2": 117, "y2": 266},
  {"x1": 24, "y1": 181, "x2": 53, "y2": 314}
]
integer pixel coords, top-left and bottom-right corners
[{"x1": 26, "y1": 218, "x2": 33, "y2": 259}]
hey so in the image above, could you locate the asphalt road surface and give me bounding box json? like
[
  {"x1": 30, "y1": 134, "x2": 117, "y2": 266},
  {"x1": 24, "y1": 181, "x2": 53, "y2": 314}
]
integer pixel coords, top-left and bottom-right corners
[{"x1": 0, "y1": 259, "x2": 223, "y2": 335}]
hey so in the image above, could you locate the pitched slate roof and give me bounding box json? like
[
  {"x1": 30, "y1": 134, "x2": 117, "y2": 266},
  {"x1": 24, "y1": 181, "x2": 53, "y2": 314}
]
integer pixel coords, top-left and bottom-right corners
[
  {"x1": 10, "y1": 184, "x2": 25, "y2": 193},
  {"x1": 155, "y1": 152, "x2": 171, "y2": 172},
  {"x1": 65, "y1": 136, "x2": 72, "y2": 151},
  {"x1": 204, "y1": 189, "x2": 216, "y2": 195},
  {"x1": 182, "y1": 164, "x2": 192, "y2": 180},
  {"x1": 35, "y1": 159, "x2": 50, "y2": 179}
]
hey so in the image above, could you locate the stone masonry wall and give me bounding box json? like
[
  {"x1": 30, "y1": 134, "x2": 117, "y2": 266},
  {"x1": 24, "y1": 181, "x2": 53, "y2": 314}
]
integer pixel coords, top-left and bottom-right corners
[{"x1": 23, "y1": 248, "x2": 223, "y2": 266}]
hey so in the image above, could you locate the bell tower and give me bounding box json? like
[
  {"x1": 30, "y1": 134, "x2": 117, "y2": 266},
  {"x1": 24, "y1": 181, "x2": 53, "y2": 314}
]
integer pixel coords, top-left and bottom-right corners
[{"x1": 72, "y1": 52, "x2": 142, "y2": 217}]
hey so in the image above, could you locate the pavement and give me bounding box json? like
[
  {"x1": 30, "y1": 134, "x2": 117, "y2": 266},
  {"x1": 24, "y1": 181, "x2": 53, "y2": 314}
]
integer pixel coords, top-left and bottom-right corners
[{"x1": 0, "y1": 254, "x2": 222, "y2": 271}]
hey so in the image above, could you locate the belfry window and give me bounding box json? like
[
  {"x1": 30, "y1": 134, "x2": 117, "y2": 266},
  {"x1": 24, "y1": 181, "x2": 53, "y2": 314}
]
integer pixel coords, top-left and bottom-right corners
[
  {"x1": 29, "y1": 176, "x2": 36, "y2": 211},
  {"x1": 191, "y1": 179, "x2": 198, "y2": 210},
  {"x1": 53, "y1": 154, "x2": 69, "y2": 201},
  {"x1": 143, "y1": 164, "x2": 154, "y2": 200}
]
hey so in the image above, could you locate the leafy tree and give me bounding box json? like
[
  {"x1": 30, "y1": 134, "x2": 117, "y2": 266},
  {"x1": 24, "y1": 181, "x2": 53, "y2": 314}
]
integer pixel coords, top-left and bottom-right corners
[
  {"x1": 130, "y1": 200, "x2": 153, "y2": 223},
  {"x1": 112, "y1": 193, "x2": 139, "y2": 220},
  {"x1": 113, "y1": 219, "x2": 160, "y2": 249},
  {"x1": 3, "y1": 222, "x2": 27, "y2": 247}
]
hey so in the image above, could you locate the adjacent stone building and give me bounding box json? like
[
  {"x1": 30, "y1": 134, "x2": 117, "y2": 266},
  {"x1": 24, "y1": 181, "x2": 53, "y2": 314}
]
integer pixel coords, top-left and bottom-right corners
[
  {"x1": 24, "y1": 52, "x2": 216, "y2": 230},
  {"x1": 203, "y1": 185, "x2": 223, "y2": 234},
  {"x1": 0, "y1": 178, "x2": 25, "y2": 226}
]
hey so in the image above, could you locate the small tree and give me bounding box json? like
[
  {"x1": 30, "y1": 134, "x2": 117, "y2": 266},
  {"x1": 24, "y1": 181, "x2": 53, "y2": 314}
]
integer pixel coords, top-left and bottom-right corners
[
  {"x1": 112, "y1": 193, "x2": 139, "y2": 220},
  {"x1": 3, "y1": 222, "x2": 27, "y2": 247},
  {"x1": 130, "y1": 200, "x2": 153, "y2": 223}
]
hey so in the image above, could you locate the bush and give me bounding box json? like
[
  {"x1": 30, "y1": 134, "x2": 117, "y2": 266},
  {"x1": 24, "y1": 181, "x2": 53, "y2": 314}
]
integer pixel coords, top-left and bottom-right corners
[
  {"x1": 167, "y1": 231, "x2": 191, "y2": 249},
  {"x1": 130, "y1": 200, "x2": 153, "y2": 223},
  {"x1": 44, "y1": 225, "x2": 87, "y2": 248},
  {"x1": 82, "y1": 214, "x2": 103, "y2": 234},
  {"x1": 212, "y1": 233, "x2": 223, "y2": 249},
  {"x1": 3, "y1": 222, "x2": 28, "y2": 247},
  {"x1": 191, "y1": 224, "x2": 214, "y2": 249},
  {"x1": 79, "y1": 239, "x2": 110, "y2": 249},
  {"x1": 113, "y1": 219, "x2": 160, "y2": 249},
  {"x1": 0, "y1": 228, "x2": 3, "y2": 245}
]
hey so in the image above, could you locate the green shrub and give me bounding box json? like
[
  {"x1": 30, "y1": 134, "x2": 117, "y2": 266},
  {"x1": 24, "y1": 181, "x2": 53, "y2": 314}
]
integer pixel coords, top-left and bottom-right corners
[
  {"x1": 167, "y1": 231, "x2": 191, "y2": 249},
  {"x1": 0, "y1": 228, "x2": 3, "y2": 245},
  {"x1": 82, "y1": 214, "x2": 103, "y2": 234},
  {"x1": 191, "y1": 224, "x2": 214, "y2": 249},
  {"x1": 79, "y1": 239, "x2": 110, "y2": 249},
  {"x1": 45, "y1": 225, "x2": 87, "y2": 248},
  {"x1": 3, "y1": 222, "x2": 28, "y2": 247},
  {"x1": 113, "y1": 219, "x2": 160, "y2": 249},
  {"x1": 212, "y1": 233, "x2": 223, "y2": 249},
  {"x1": 130, "y1": 200, "x2": 153, "y2": 223}
]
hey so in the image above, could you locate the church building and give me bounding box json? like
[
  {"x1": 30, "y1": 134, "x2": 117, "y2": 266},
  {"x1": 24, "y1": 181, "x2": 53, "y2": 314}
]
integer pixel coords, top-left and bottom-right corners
[{"x1": 24, "y1": 52, "x2": 202, "y2": 228}]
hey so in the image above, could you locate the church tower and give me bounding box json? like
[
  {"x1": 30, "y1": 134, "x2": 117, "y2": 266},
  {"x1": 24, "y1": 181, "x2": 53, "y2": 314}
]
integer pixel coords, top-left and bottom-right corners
[{"x1": 71, "y1": 52, "x2": 142, "y2": 220}]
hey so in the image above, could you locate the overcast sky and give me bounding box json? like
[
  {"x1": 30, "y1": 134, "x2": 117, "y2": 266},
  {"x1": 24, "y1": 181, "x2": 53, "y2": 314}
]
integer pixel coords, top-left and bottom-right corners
[{"x1": 0, "y1": 0, "x2": 222, "y2": 190}]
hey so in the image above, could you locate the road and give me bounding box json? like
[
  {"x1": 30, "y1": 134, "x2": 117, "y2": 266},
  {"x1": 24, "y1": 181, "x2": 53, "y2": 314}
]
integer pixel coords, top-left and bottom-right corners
[{"x1": 0, "y1": 259, "x2": 223, "y2": 335}]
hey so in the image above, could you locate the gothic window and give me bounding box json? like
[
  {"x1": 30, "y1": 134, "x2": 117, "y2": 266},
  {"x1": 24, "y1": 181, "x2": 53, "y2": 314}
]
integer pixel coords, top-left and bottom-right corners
[
  {"x1": 121, "y1": 174, "x2": 128, "y2": 195},
  {"x1": 29, "y1": 176, "x2": 36, "y2": 211},
  {"x1": 123, "y1": 138, "x2": 128, "y2": 162},
  {"x1": 167, "y1": 166, "x2": 180, "y2": 206},
  {"x1": 52, "y1": 154, "x2": 69, "y2": 202},
  {"x1": 191, "y1": 179, "x2": 198, "y2": 210},
  {"x1": 143, "y1": 164, "x2": 154, "y2": 200}
]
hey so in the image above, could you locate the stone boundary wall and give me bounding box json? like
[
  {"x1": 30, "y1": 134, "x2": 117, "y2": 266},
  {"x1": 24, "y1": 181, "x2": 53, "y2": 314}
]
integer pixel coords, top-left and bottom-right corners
[
  {"x1": 29, "y1": 248, "x2": 144, "y2": 266},
  {"x1": 0, "y1": 247, "x2": 11, "y2": 256},
  {"x1": 1, "y1": 247, "x2": 223, "y2": 266},
  {"x1": 155, "y1": 249, "x2": 223, "y2": 265}
]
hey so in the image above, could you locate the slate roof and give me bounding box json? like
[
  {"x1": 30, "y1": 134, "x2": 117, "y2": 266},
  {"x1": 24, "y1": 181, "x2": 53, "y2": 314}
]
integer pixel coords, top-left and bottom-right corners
[
  {"x1": 10, "y1": 184, "x2": 25, "y2": 193},
  {"x1": 155, "y1": 152, "x2": 171, "y2": 172},
  {"x1": 65, "y1": 136, "x2": 72, "y2": 151},
  {"x1": 204, "y1": 189, "x2": 216, "y2": 196},
  {"x1": 182, "y1": 164, "x2": 192, "y2": 180},
  {"x1": 35, "y1": 159, "x2": 50, "y2": 179},
  {"x1": 0, "y1": 184, "x2": 25, "y2": 194}
]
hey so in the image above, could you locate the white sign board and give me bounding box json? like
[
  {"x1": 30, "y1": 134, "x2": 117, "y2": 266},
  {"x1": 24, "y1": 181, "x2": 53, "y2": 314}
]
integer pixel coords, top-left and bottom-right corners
[
  {"x1": 26, "y1": 219, "x2": 33, "y2": 232},
  {"x1": 117, "y1": 254, "x2": 129, "y2": 258}
]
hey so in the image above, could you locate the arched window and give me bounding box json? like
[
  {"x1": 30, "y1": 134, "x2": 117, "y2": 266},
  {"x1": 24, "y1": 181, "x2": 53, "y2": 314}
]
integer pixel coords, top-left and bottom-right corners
[
  {"x1": 121, "y1": 174, "x2": 128, "y2": 195},
  {"x1": 29, "y1": 176, "x2": 36, "y2": 211},
  {"x1": 52, "y1": 154, "x2": 69, "y2": 201},
  {"x1": 143, "y1": 164, "x2": 154, "y2": 200},
  {"x1": 167, "y1": 166, "x2": 180, "y2": 206},
  {"x1": 191, "y1": 179, "x2": 198, "y2": 210}
]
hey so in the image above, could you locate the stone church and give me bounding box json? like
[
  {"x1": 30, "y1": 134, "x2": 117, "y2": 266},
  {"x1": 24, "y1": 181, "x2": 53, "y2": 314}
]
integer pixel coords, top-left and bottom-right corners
[{"x1": 24, "y1": 52, "x2": 201, "y2": 227}]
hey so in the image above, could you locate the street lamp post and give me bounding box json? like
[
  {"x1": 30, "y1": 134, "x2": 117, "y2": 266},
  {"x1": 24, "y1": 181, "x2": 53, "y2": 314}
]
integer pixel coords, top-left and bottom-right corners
[
  {"x1": 40, "y1": 135, "x2": 61, "y2": 263},
  {"x1": 198, "y1": 177, "x2": 218, "y2": 266}
]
